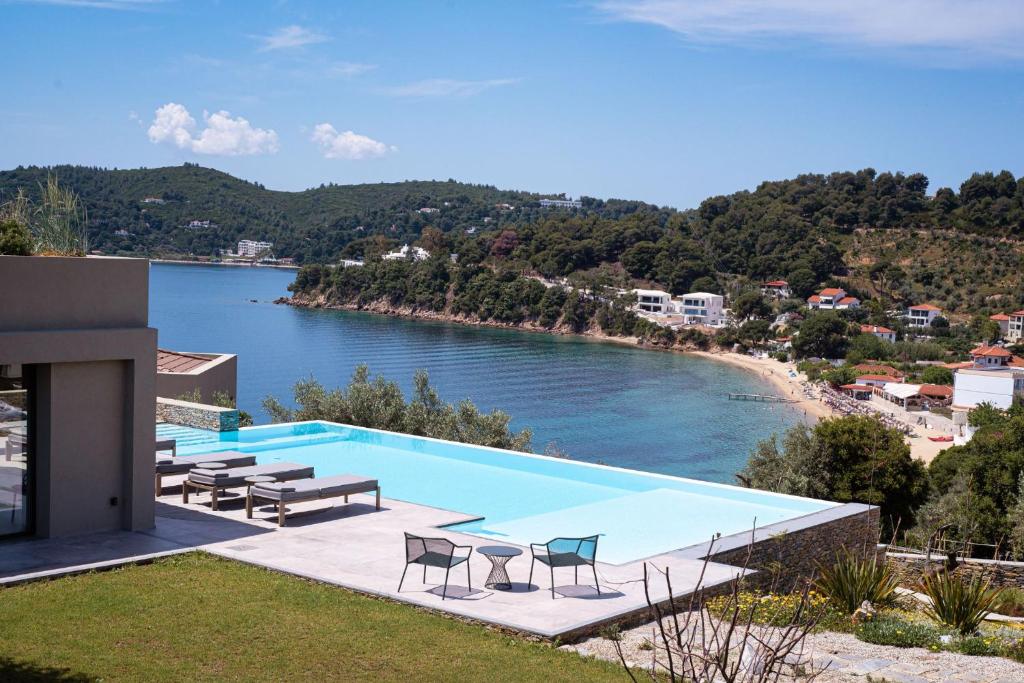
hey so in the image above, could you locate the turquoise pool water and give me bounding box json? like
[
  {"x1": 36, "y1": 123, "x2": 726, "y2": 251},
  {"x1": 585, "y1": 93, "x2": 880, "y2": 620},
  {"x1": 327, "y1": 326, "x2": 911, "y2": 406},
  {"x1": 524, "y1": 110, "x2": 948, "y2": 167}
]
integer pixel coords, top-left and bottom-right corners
[{"x1": 159, "y1": 422, "x2": 836, "y2": 564}]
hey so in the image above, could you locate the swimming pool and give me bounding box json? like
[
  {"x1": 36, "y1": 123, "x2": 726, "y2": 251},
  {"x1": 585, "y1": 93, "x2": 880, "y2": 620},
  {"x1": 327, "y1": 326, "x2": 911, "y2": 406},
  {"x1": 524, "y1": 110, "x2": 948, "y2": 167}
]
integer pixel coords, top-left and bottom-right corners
[{"x1": 159, "y1": 421, "x2": 838, "y2": 564}]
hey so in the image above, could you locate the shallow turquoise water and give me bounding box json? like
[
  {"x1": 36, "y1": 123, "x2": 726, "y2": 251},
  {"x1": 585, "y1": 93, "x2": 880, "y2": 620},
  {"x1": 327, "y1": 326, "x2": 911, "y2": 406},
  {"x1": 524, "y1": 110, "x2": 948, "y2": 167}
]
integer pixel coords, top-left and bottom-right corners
[
  {"x1": 160, "y1": 422, "x2": 832, "y2": 564},
  {"x1": 150, "y1": 263, "x2": 804, "y2": 483}
]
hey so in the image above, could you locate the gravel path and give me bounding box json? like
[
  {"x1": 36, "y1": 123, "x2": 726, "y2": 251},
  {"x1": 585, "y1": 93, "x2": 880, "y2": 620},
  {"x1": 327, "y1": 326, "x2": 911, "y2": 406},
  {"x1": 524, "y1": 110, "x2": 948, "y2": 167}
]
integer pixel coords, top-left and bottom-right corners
[{"x1": 561, "y1": 617, "x2": 1024, "y2": 682}]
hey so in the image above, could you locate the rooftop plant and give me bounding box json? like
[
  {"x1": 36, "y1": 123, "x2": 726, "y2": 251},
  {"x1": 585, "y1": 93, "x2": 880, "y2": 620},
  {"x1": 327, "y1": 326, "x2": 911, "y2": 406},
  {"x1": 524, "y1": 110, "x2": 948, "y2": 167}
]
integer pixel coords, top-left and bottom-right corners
[{"x1": 0, "y1": 177, "x2": 88, "y2": 256}]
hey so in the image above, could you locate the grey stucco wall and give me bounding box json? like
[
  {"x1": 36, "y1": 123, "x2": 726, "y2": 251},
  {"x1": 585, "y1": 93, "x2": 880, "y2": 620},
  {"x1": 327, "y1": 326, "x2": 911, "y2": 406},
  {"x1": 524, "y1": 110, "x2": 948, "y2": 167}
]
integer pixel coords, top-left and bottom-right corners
[
  {"x1": 156, "y1": 354, "x2": 237, "y2": 404},
  {"x1": 0, "y1": 255, "x2": 156, "y2": 538}
]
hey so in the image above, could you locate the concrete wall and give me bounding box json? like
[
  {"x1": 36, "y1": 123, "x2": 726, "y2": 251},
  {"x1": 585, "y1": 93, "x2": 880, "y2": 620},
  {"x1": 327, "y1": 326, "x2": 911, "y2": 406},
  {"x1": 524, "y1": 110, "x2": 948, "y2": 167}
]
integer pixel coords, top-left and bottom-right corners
[
  {"x1": 156, "y1": 353, "x2": 237, "y2": 403},
  {"x1": 0, "y1": 255, "x2": 156, "y2": 538},
  {"x1": 953, "y1": 371, "x2": 1016, "y2": 410}
]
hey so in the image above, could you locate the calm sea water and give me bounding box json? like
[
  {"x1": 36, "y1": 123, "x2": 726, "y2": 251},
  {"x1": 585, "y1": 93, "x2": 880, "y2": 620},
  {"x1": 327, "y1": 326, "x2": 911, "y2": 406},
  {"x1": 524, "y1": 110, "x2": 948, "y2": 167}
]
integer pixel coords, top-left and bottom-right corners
[{"x1": 149, "y1": 263, "x2": 803, "y2": 483}]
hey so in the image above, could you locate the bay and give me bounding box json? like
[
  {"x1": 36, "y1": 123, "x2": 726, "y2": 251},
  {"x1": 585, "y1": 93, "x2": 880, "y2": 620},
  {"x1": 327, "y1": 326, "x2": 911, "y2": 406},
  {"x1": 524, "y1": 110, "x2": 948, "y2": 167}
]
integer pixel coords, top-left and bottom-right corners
[{"x1": 149, "y1": 263, "x2": 804, "y2": 483}]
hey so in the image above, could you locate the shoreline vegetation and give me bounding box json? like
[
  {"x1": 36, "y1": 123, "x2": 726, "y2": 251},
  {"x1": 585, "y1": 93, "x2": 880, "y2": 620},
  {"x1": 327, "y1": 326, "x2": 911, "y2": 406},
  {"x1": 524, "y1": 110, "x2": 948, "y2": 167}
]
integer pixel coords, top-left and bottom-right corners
[
  {"x1": 277, "y1": 293, "x2": 950, "y2": 462},
  {"x1": 150, "y1": 257, "x2": 299, "y2": 270}
]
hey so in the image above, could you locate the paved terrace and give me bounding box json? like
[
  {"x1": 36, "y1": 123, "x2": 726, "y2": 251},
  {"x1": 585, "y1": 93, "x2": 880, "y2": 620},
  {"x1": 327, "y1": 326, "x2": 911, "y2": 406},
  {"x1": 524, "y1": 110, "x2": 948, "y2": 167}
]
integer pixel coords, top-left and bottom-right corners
[{"x1": 1, "y1": 475, "x2": 749, "y2": 640}]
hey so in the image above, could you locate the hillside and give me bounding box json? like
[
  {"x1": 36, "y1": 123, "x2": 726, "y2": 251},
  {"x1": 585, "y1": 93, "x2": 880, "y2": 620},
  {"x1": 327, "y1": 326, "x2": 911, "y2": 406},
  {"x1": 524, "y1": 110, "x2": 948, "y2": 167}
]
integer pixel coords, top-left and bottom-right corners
[
  {"x1": 0, "y1": 164, "x2": 657, "y2": 263},
  {"x1": 3, "y1": 164, "x2": 1023, "y2": 314}
]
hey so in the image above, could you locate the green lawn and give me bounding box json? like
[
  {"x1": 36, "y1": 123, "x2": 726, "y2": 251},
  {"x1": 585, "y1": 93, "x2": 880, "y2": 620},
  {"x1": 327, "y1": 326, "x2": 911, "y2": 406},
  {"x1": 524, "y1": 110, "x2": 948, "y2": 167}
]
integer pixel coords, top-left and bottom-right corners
[{"x1": 0, "y1": 552, "x2": 626, "y2": 682}]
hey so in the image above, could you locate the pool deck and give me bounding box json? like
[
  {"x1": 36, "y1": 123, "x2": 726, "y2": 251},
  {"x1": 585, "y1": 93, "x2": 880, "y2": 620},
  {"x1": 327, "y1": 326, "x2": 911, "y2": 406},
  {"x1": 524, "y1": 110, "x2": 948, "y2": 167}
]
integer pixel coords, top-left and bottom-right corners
[{"x1": 1, "y1": 475, "x2": 755, "y2": 640}]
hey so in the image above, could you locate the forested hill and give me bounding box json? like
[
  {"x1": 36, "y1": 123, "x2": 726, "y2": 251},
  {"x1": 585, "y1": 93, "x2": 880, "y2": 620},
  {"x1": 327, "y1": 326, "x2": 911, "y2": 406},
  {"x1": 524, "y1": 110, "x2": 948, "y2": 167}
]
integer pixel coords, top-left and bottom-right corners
[
  {"x1": 0, "y1": 164, "x2": 661, "y2": 263},
  {"x1": 3, "y1": 164, "x2": 1024, "y2": 314}
]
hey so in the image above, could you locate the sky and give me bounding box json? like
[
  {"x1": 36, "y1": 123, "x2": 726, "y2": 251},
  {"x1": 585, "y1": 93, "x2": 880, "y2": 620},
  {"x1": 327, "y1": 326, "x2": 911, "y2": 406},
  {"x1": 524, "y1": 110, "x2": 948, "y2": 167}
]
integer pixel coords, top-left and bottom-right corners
[{"x1": 1, "y1": 0, "x2": 1023, "y2": 209}]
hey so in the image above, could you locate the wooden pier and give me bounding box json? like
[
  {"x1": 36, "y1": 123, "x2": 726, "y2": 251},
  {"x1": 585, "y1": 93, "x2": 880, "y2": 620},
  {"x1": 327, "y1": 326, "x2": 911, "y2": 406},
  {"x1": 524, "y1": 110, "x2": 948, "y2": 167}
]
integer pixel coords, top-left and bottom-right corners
[{"x1": 727, "y1": 393, "x2": 798, "y2": 403}]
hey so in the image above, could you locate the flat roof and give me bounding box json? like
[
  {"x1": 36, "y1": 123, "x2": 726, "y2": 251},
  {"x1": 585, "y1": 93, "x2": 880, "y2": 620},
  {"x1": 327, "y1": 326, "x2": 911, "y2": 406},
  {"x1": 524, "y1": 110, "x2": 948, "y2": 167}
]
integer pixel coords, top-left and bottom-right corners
[
  {"x1": 884, "y1": 382, "x2": 922, "y2": 399},
  {"x1": 157, "y1": 349, "x2": 216, "y2": 374},
  {"x1": 956, "y1": 368, "x2": 1024, "y2": 378}
]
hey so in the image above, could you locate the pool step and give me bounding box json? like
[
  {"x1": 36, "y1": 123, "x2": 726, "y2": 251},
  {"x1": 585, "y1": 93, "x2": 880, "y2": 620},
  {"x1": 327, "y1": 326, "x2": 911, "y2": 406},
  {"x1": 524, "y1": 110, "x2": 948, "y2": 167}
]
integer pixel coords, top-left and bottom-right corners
[{"x1": 474, "y1": 488, "x2": 793, "y2": 565}]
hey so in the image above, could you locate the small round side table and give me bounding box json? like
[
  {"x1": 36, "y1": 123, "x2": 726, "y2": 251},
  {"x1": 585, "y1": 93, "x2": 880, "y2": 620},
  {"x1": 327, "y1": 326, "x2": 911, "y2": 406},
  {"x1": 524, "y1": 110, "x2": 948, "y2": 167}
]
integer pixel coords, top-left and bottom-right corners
[{"x1": 477, "y1": 545, "x2": 523, "y2": 590}]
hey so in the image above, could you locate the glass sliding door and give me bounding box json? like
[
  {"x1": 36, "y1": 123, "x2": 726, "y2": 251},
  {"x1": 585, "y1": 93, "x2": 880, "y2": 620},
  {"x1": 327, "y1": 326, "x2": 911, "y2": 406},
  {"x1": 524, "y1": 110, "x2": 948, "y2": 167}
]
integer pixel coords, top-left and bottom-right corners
[{"x1": 0, "y1": 363, "x2": 30, "y2": 537}]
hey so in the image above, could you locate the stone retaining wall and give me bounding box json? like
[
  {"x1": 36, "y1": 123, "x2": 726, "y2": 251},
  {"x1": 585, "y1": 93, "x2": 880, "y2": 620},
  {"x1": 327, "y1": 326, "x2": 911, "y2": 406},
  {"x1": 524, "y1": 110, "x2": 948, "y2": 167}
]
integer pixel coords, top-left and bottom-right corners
[
  {"x1": 156, "y1": 397, "x2": 239, "y2": 432},
  {"x1": 886, "y1": 551, "x2": 1024, "y2": 589},
  {"x1": 706, "y1": 506, "x2": 880, "y2": 591}
]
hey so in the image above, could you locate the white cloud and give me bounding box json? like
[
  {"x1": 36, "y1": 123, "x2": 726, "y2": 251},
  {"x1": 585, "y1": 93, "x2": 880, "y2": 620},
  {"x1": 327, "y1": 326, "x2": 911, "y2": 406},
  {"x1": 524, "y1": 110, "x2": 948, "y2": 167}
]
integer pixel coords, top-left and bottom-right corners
[
  {"x1": 384, "y1": 78, "x2": 520, "y2": 98},
  {"x1": 596, "y1": 0, "x2": 1024, "y2": 61},
  {"x1": 310, "y1": 123, "x2": 395, "y2": 160},
  {"x1": 326, "y1": 61, "x2": 378, "y2": 78},
  {"x1": 147, "y1": 103, "x2": 279, "y2": 156},
  {"x1": 255, "y1": 25, "x2": 329, "y2": 51}
]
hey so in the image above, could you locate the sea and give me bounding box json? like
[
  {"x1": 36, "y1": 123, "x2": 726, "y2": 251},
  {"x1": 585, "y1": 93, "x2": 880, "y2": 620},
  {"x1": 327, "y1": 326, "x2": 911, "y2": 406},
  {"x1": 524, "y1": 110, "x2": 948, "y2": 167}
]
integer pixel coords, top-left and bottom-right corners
[{"x1": 149, "y1": 263, "x2": 805, "y2": 483}]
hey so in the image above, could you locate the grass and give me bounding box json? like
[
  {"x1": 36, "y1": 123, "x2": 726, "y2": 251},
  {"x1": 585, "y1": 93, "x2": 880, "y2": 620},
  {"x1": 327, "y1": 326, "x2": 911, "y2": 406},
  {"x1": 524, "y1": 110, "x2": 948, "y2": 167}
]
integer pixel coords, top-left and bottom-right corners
[{"x1": 0, "y1": 552, "x2": 626, "y2": 682}]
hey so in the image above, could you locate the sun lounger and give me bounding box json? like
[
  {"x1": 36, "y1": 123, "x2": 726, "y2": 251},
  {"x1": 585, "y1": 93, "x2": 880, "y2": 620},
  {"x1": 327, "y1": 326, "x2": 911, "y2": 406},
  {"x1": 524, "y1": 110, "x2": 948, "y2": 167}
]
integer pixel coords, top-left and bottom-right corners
[
  {"x1": 184, "y1": 462, "x2": 314, "y2": 510},
  {"x1": 246, "y1": 474, "x2": 380, "y2": 526},
  {"x1": 154, "y1": 450, "x2": 257, "y2": 496}
]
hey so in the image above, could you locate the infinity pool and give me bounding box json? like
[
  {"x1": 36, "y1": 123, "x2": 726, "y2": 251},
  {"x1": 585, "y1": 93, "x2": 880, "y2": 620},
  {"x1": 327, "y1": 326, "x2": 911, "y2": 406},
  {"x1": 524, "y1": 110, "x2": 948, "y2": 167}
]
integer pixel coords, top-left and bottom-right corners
[{"x1": 159, "y1": 421, "x2": 837, "y2": 564}]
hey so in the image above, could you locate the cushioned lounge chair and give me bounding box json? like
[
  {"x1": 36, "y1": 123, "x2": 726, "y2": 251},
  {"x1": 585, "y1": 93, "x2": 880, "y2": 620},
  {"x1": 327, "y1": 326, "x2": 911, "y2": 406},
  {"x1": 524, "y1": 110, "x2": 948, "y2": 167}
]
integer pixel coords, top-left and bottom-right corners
[
  {"x1": 246, "y1": 474, "x2": 380, "y2": 526},
  {"x1": 528, "y1": 536, "x2": 601, "y2": 599},
  {"x1": 398, "y1": 532, "x2": 472, "y2": 600},
  {"x1": 154, "y1": 450, "x2": 257, "y2": 496},
  {"x1": 183, "y1": 462, "x2": 314, "y2": 510}
]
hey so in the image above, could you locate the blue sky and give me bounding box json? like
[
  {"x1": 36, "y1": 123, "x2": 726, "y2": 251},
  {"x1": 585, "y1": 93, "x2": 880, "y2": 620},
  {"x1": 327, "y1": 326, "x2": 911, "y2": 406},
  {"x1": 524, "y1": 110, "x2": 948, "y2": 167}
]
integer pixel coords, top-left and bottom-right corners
[{"x1": 2, "y1": 0, "x2": 1023, "y2": 208}]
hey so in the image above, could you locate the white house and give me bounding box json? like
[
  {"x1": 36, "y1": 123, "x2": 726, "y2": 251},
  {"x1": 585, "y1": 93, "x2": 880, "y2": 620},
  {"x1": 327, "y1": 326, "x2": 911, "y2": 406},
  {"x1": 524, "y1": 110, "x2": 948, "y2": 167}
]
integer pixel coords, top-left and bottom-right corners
[
  {"x1": 676, "y1": 292, "x2": 725, "y2": 326},
  {"x1": 187, "y1": 220, "x2": 212, "y2": 230},
  {"x1": 382, "y1": 244, "x2": 430, "y2": 262},
  {"x1": 953, "y1": 368, "x2": 1024, "y2": 410},
  {"x1": 761, "y1": 280, "x2": 791, "y2": 299},
  {"x1": 807, "y1": 288, "x2": 860, "y2": 310},
  {"x1": 417, "y1": 207, "x2": 439, "y2": 214},
  {"x1": 860, "y1": 324, "x2": 896, "y2": 343},
  {"x1": 237, "y1": 240, "x2": 273, "y2": 258},
  {"x1": 970, "y1": 344, "x2": 1015, "y2": 368},
  {"x1": 856, "y1": 374, "x2": 898, "y2": 388},
  {"x1": 633, "y1": 289, "x2": 674, "y2": 315},
  {"x1": 1008, "y1": 310, "x2": 1024, "y2": 342},
  {"x1": 907, "y1": 304, "x2": 942, "y2": 328},
  {"x1": 539, "y1": 198, "x2": 582, "y2": 209}
]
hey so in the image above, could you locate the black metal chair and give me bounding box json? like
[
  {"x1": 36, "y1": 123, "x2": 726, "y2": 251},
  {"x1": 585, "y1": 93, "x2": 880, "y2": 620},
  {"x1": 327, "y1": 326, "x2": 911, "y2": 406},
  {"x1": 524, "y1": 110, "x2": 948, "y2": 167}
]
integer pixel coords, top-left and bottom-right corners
[
  {"x1": 398, "y1": 532, "x2": 472, "y2": 600},
  {"x1": 528, "y1": 535, "x2": 600, "y2": 599}
]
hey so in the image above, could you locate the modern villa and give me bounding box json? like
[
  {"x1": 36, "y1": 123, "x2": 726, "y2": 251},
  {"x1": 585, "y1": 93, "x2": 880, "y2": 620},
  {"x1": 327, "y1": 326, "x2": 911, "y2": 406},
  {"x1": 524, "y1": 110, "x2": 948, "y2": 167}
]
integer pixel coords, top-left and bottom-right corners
[
  {"x1": 0, "y1": 255, "x2": 156, "y2": 539},
  {"x1": 1009, "y1": 310, "x2": 1024, "y2": 342},
  {"x1": 632, "y1": 288, "x2": 675, "y2": 314},
  {"x1": 676, "y1": 292, "x2": 725, "y2": 326},
  {"x1": 1, "y1": 255, "x2": 880, "y2": 644},
  {"x1": 907, "y1": 303, "x2": 942, "y2": 328},
  {"x1": 631, "y1": 290, "x2": 726, "y2": 326}
]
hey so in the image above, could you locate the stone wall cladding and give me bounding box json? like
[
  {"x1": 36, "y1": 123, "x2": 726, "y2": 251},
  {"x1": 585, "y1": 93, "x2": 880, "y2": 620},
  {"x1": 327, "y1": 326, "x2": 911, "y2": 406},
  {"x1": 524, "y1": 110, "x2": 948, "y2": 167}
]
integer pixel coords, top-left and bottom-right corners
[
  {"x1": 886, "y1": 551, "x2": 1024, "y2": 589},
  {"x1": 707, "y1": 507, "x2": 880, "y2": 590},
  {"x1": 156, "y1": 397, "x2": 239, "y2": 432}
]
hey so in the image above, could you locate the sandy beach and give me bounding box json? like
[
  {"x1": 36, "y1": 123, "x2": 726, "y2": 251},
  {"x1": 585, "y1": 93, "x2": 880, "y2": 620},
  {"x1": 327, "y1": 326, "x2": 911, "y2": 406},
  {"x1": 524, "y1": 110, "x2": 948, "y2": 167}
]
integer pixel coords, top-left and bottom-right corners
[
  {"x1": 689, "y1": 350, "x2": 832, "y2": 421},
  {"x1": 691, "y1": 350, "x2": 953, "y2": 463}
]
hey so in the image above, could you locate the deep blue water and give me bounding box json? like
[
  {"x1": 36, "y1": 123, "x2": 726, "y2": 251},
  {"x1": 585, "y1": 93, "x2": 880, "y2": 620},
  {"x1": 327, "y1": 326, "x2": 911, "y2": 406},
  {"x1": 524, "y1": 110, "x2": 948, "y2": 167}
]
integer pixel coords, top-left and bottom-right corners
[{"x1": 149, "y1": 263, "x2": 803, "y2": 483}]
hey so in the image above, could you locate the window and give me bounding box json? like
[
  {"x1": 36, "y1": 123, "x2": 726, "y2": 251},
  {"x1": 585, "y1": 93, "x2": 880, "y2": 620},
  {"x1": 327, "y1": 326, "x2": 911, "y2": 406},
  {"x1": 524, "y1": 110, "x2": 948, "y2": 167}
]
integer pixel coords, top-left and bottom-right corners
[{"x1": 0, "y1": 364, "x2": 30, "y2": 537}]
